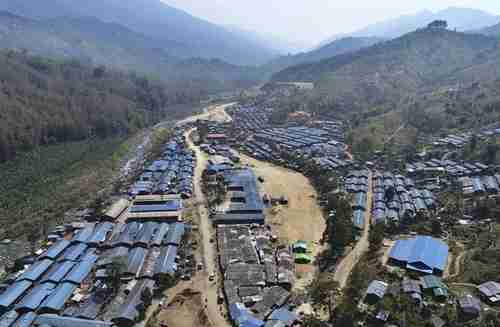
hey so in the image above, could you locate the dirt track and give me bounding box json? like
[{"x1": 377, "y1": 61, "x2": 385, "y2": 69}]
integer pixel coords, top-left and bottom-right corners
[{"x1": 333, "y1": 172, "x2": 373, "y2": 289}]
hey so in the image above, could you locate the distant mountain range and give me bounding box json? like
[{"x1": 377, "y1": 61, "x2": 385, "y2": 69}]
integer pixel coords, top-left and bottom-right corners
[
  {"x1": 272, "y1": 27, "x2": 500, "y2": 110},
  {"x1": 0, "y1": 0, "x2": 281, "y2": 65},
  {"x1": 264, "y1": 37, "x2": 384, "y2": 73},
  {"x1": 318, "y1": 7, "x2": 500, "y2": 47},
  {"x1": 0, "y1": 11, "x2": 262, "y2": 90}
]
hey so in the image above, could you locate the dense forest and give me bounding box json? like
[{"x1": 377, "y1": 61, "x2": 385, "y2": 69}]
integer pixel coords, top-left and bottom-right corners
[{"x1": 0, "y1": 50, "x2": 202, "y2": 161}]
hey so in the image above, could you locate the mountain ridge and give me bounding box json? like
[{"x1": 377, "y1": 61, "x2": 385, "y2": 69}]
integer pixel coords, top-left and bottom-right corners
[{"x1": 0, "y1": 0, "x2": 280, "y2": 65}]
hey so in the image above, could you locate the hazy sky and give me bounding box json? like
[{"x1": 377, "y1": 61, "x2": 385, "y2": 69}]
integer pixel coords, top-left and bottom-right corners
[{"x1": 163, "y1": 1, "x2": 500, "y2": 48}]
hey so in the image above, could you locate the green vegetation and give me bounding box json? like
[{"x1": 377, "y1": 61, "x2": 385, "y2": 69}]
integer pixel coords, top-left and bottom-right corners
[
  {"x1": 0, "y1": 50, "x2": 200, "y2": 161},
  {"x1": 0, "y1": 137, "x2": 128, "y2": 239}
]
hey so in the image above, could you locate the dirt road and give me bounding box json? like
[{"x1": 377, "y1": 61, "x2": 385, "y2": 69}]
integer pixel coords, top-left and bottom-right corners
[
  {"x1": 333, "y1": 172, "x2": 373, "y2": 289},
  {"x1": 185, "y1": 128, "x2": 230, "y2": 327},
  {"x1": 177, "y1": 102, "x2": 234, "y2": 126},
  {"x1": 239, "y1": 154, "x2": 325, "y2": 288}
]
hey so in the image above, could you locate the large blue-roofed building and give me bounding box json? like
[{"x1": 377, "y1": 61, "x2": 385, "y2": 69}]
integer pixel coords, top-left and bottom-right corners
[{"x1": 388, "y1": 235, "x2": 448, "y2": 275}]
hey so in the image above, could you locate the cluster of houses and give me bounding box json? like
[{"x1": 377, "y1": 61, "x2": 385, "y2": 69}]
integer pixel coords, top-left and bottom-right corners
[
  {"x1": 364, "y1": 278, "x2": 500, "y2": 324},
  {"x1": 226, "y1": 105, "x2": 272, "y2": 134},
  {"x1": 345, "y1": 170, "x2": 370, "y2": 230},
  {"x1": 129, "y1": 136, "x2": 195, "y2": 199},
  {"x1": 201, "y1": 157, "x2": 299, "y2": 326},
  {"x1": 218, "y1": 225, "x2": 298, "y2": 326},
  {"x1": 459, "y1": 175, "x2": 500, "y2": 196},
  {"x1": 0, "y1": 218, "x2": 187, "y2": 327},
  {"x1": 371, "y1": 172, "x2": 436, "y2": 225},
  {"x1": 211, "y1": 168, "x2": 266, "y2": 226},
  {"x1": 406, "y1": 159, "x2": 489, "y2": 178},
  {"x1": 0, "y1": 134, "x2": 195, "y2": 327}
]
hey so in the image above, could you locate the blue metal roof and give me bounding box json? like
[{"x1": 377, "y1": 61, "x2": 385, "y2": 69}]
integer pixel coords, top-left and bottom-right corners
[
  {"x1": 40, "y1": 262, "x2": 75, "y2": 285},
  {"x1": 36, "y1": 314, "x2": 113, "y2": 327},
  {"x1": 63, "y1": 256, "x2": 96, "y2": 285},
  {"x1": 87, "y1": 223, "x2": 113, "y2": 245},
  {"x1": 229, "y1": 303, "x2": 264, "y2": 327},
  {"x1": 39, "y1": 283, "x2": 77, "y2": 313},
  {"x1": 153, "y1": 246, "x2": 177, "y2": 276},
  {"x1": 0, "y1": 281, "x2": 32, "y2": 312},
  {"x1": 11, "y1": 312, "x2": 36, "y2": 327},
  {"x1": 15, "y1": 283, "x2": 55, "y2": 313},
  {"x1": 0, "y1": 310, "x2": 19, "y2": 327},
  {"x1": 58, "y1": 244, "x2": 88, "y2": 262},
  {"x1": 39, "y1": 240, "x2": 71, "y2": 261},
  {"x1": 389, "y1": 236, "x2": 448, "y2": 273},
  {"x1": 268, "y1": 308, "x2": 297, "y2": 325},
  {"x1": 72, "y1": 225, "x2": 95, "y2": 244},
  {"x1": 164, "y1": 223, "x2": 185, "y2": 246},
  {"x1": 352, "y1": 210, "x2": 365, "y2": 229},
  {"x1": 151, "y1": 223, "x2": 169, "y2": 247},
  {"x1": 16, "y1": 260, "x2": 53, "y2": 282},
  {"x1": 126, "y1": 247, "x2": 147, "y2": 276}
]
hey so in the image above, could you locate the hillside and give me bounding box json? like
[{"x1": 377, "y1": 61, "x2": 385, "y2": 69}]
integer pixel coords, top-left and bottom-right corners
[
  {"x1": 0, "y1": 0, "x2": 279, "y2": 65},
  {"x1": 0, "y1": 12, "x2": 260, "y2": 90},
  {"x1": 477, "y1": 22, "x2": 500, "y2": 37},
  {"x1": 0, "y1": 50, "x2": 202, "y2": 161},
  {"x1": 264, "y1": 37, "x2": 383, "y2": 73},
  {"x1": 272, "y1": 29, "x2": 500, "y2": 108},
  {"x1": 319, "y1": 7, "x2": 500, "y2": 45}
]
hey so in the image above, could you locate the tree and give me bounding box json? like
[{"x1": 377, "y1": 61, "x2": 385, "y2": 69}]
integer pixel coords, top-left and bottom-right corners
[
  {"x1": 108, "y1": 257, "x2": 126, "y2": 294},
  {"x1": 328, "y1": 193, "x2": 354, "y2": 253},
  {"x1": 141, "y1": 287, "x2": 153, "y2": 307},
  {"x1": 369, "y1": 222, "x2": 385, "y2": 252},
  {"x1": 431, "y1": 219, "x2": 442, "y2": 236},
  {"x1": 157, "y1": 273, "x2": 176, "y2": 291}
]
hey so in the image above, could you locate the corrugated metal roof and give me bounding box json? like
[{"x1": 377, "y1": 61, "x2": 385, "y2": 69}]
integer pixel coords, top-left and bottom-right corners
[
  {"x1": 151, "y1": 223, "x2": 169, "y2": 247},
  {"x1": 11, "y1": 312, "x2": 36, "y2": 327},
  {"x1": 153, "y1": 246, "x2": 177, "y2": 276},
  {"x1": 164, "y1": 223, "x2": 185, "y2": 246},
  {"x1": 58, "y1": 244, "x2": 88, "y2": 262},
  {"x1": 40, "y1": 262, "x2": 76, "y2": 284},
  {"x1": 268, "y1": 308, "x2": 297, "y2": 325},
  {"x1": 16, "y1": 260, "x2": 53, "y2": 282},
  {"x1": 39, "y1": 283, "x2": 77, "y2": 313},
  {"x1": 126, "y1": 247, "x2": 147, "y2": 276},
  {"x1": 389, "y1": 236, "x2": 448, "y2": 273},
  {"x1": 112, "y1": 280, "x2": 154, "y2": 325},
  {"x1": 39, "y1": 240, "x2": 71, "y2": 261},
  {"x1": 0, "y1": 310, "x2": 19, "y2": 327},
  {"x1": 0, "y1": 281, "x2": 32, "y2": 311},
  {"x1": 366, "y1": 280, "x2": 388, "y2": 299},
  {"x1": 15, "y1": 283, "x2": 55, "y2": 313},
  {"x1": 36, "y1": 314, "x2": 113, "y2": 327},
  {"x1": 72, "y1": 225, "x2": 95, "y2": 244},
  {"x1": 63, "y1": 257, "x2": 96, "y2": 285}
]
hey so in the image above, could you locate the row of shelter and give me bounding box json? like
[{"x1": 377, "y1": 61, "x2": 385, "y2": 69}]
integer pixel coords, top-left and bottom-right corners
[
  {"x1": 371, "y1": 172, "x2": 436, "y2": 225},
  {"x1": 218, "y1": 225, "x2": 298, "y2": 326},
  {"x1": 0, "y1": 133, "x2": 193, "y2": 327},
  {"x1": 129, "y1": 137, "x2": 195, "y2": 199}
]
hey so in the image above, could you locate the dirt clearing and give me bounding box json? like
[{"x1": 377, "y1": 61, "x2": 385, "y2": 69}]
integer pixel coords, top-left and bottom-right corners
[
  {"x1": 157, "y1": 288, "x2": 211, "y2": 327},
  {"x1": 240, "y1": 154, "x2": 325, "y2": 289}
]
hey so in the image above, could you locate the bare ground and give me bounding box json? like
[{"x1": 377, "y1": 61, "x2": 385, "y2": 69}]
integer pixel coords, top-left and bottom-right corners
[{"x1": 239, "y1": 154, "x2": 325, "y2": 290}]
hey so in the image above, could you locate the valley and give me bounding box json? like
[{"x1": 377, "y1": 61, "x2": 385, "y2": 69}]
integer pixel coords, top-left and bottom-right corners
[{"x1": 0, "y1": 2, "x2": 500, "y2": 327}]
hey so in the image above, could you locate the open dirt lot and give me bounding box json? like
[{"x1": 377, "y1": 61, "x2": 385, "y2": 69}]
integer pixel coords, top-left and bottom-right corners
[
  {"x1": 239, "y1": 154, "x2": 325, "y2": 288},
  {"x1": 157, "y1": 288, "x2": 211, "y2": 327}
]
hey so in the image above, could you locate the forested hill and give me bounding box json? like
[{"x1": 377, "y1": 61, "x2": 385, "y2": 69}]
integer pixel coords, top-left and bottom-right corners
[
  {"x1": 0, "y1": 0, "x2": 279, "y2": 65},
  {"x1": 263, "y1": 37, "x2": 383, "y2": 73},
  {"x1": 271, "y1": 28, "x2": 500, "y2": 108},
  {"x1": 0, "y1": 50, "x2": 200, "y2": 161},
  {"x1": 0, "y1": 11, "x2": 261, "y2": 90}
]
